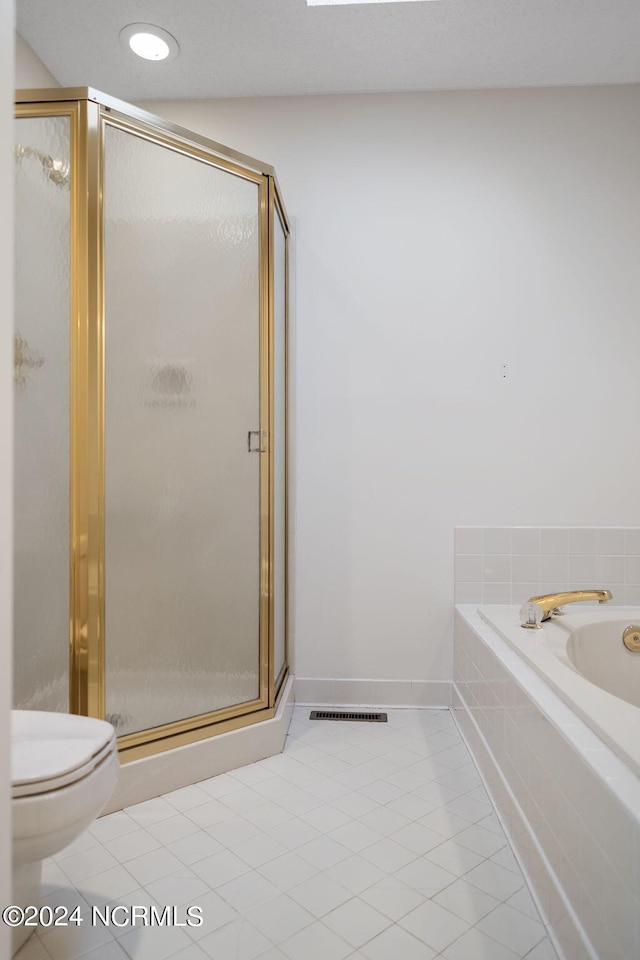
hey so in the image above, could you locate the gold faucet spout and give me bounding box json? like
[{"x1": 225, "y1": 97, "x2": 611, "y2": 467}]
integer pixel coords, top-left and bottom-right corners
[{"x1": 520, "y1": 589, "x2": 612, "y2": 629}]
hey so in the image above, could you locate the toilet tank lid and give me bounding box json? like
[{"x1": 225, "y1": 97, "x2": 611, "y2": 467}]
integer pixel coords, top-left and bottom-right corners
[{"x1": 11, "y1": 710, "x2": 116, "y2": 787}]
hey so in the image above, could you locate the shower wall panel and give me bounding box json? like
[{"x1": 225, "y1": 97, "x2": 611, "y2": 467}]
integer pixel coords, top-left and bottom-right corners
[{"x1": 14, "y1": 114, "x2": 71, "y2": 711}]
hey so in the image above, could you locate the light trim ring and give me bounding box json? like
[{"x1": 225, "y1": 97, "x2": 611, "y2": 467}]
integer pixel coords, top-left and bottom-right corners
[{"x1": 120, "y1": 23, "x2": 179, "y2": 63}]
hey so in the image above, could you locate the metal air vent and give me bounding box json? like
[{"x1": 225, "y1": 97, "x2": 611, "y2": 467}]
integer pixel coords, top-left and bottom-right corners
[{"x1": 309, "y1": 710, "x2": 387, "y2": 722}]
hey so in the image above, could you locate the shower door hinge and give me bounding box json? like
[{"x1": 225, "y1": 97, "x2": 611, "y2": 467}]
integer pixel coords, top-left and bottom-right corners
[{"x1": 247, "y1": 430, "x2": 267, "y2": 453}]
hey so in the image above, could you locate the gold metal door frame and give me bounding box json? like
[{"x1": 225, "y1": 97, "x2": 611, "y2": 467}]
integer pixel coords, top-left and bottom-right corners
[
  {"x1": 15, "y1": 88, "x2": 291, "y2": 762},
  {"x1": 15, "y1": 88, "x2": 277, "y2": 179},
  {"x1": 98, "y1": 102, "x2": 272, "y2": 758},
  {"x1": 74, "y1": 98, "x2": 104, "y2": 722},
  {"x1": 269, "y1": 181, "x2": 291, "y2": 703},
  {"x1": 15, "y1": 99, "x2": 83, "y2": 720}
]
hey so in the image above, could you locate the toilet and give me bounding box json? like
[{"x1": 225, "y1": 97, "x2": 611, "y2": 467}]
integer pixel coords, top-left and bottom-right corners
[{"x1": 11, "y1": 710, "x2": 119, "y2": 955}]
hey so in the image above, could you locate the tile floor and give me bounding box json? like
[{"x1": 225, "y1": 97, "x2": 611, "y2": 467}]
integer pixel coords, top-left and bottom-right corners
[{"x1": 17, "y1": 707, "x2": 560, "y2": 960}]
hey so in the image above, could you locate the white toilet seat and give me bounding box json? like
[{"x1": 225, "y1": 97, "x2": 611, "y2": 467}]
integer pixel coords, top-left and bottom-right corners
[
  {"x1": 11, "y1": 710, "x2": 119, "y2": 956},
  {"x1": 12, "y1": 710, "x2": 117, "y2": 798}
]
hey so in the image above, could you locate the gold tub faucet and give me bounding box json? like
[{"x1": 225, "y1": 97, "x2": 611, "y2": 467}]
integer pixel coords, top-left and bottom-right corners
[{"x1": 520, "y1": 589, "x2": 612, "y2": 629}]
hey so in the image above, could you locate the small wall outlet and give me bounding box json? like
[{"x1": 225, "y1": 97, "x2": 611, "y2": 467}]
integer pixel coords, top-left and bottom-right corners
[{"x1": 501, "y1": 363, "x2": 509, "y2": 379}]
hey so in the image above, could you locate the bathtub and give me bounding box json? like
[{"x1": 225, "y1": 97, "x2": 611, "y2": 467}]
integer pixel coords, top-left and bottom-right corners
[
  {"x1": 454, "y1": 604, "x2": 640, "y2": 960},
  {"x1": 478, "y1": 604, "x2": 640, "y2": 776}
]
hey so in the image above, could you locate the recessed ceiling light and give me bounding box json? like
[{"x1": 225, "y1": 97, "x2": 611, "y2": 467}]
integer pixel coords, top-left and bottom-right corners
[{"x1": 119, "y1": 23, "x2": 179, "y2": 62}]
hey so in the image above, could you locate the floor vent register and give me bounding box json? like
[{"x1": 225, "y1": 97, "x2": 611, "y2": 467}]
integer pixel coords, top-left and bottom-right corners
[{"x1": 309, "y1": 710, "x2": 388, "y2": 723}]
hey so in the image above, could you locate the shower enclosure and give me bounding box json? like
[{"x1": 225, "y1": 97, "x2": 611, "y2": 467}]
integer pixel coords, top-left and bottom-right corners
[{"x1": 14, "y1": 88, "x2": 289, "y2": 762}]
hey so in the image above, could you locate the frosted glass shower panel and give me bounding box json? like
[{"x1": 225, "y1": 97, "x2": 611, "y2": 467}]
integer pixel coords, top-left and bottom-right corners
[
  {"x1": 104, "y1": 126, "x2": 262, "y2": 736},
  {"x1": 14, "y1": 115, "x2": 71, "y2": 711},
  {"x1": 274, "y1": 209, "x2": 287, "y2": 683}
]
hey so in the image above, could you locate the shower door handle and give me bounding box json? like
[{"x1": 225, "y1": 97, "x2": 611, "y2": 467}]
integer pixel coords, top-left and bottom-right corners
[{"x1": 247, "y1": 430, "x2": 267, "y2": 453}]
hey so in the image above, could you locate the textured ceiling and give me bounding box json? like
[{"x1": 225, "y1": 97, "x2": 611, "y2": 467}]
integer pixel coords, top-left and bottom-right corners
[{"x1": 16, "y1": 0, "x2": 640, "y2": 100}]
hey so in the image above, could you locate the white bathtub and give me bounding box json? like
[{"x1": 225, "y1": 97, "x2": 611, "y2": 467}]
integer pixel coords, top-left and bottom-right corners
[
  {"x1": 478, "y1": 604, "x2": 640, "y2": 776},
  {"x1": 454, "y1": 604, "x2": 640, "y2": 960}
]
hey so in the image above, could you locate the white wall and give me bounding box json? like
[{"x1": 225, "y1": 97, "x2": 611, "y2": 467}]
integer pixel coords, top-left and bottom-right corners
[
  {"x1": 143, "y1": 87, "x2": 640, "y2": 688},
  {"x1": 7, "y1": 32, "x2": 54, "y2": 943},
  {"x1": 15, "y1": 31, "x2": 59, "y2": 88},
  {"x1": 1, "y1": 4, "x2": 14, "y2": 958},
  {"x1": 9, "y1": 44, "x2": 640, "y2": 690}
]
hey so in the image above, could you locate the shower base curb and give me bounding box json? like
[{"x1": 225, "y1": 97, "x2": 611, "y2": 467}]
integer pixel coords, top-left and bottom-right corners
[{"x1": 103, "y1": 675, "x2": 295, "y2": 814}]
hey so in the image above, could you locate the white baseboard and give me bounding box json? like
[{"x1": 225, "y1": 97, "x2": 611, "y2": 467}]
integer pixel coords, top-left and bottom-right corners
[{"x1": 294, "y1": 677, "x2": 451, "y2": 708}]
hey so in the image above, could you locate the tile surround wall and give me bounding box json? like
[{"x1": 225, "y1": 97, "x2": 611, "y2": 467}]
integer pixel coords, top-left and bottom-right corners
[
  {"x1": 453, "y1": 606, "x2": 640, "y2": 960},
  {"x1": 455, "y1": 526, "x2": 640, "y2": 605}
]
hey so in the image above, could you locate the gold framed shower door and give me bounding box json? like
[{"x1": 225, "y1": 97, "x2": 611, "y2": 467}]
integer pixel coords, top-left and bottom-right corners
[{"x1": 15, "y1": 89, "x2": 290, "y2": 762}]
